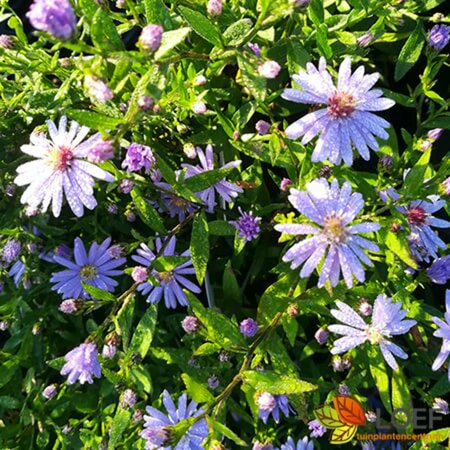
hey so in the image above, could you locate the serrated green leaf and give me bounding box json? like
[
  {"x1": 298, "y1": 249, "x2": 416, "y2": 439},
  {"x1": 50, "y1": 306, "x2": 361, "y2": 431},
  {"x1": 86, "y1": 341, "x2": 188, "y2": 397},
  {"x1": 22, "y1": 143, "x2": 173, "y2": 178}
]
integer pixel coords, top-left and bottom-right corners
[
  {"x1": 243, "y1": 370, "x2": 317, "y2": 394},
  {"x1": 155, "y1": 28, "x2": 190, "y2": 60},
  {"x1": 223, "y1": 19, "x2": 253, "y2": 46},
  {"x1": 82, "y1": 283, "x2": 116, "y2": 302},
  {"x1": 394, "y1": 23, "x2": 425, "y2": 81},
  {"x1": 145, "y1": 0, "x2": 172, "y2": 28},
  {"x1": 91, "y1": 8, "x2": 124, "y2": 52},
  {"x1": 181, "y1": 373, "x2": 215, "y2": 403},
  {"x1": 237, "y1": 55, "x2": 267, "y2": 101},
  {"x1": 380, "y1": 229, "x2": 417, "y2": 269},
  {"x1": 131, "y1": 187, "x2": 166, "y2": 234},
  {"x1": 179, "y1": 6, "x2": 222, "y2": 47},
  {"x1": 129, "y1": 304, "x2": 158, "y2": 358},
  {"x1": 190, "y1": 211, "x2": 209, "y2": 285},
  {"x1": 108, "y1": 408, "x2": 131, "y2": 450},
  {"x1": 316, "y1": 24, "x2": 333, "y2": 59}
]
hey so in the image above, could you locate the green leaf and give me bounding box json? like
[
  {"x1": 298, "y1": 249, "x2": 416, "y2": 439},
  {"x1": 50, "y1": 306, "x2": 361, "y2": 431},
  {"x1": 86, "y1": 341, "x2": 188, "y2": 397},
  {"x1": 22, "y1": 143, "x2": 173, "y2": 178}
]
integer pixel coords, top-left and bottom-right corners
[
  {"x1": 82, "y1": 283, "x2": 116, "y2": 302},
  {"x1": 91, "y1": 8, "x2": 125, "y2": 52},
  {"x1": 0, "y1": 395, "x2": 21, "y2": 409},
  {"x1": 108, "y1": 407, "x2": 131, "y2": 450},
  {"x1": 66, "y1": 110, "x2": 122, "y2": 130},
  {"x1": 7, "y1": 16, "x2": 27, "y2": 44},
  {"x1": 316, "y1": 24, "x2": 333, "y2": 59},
  {"x1": 223, "y1": 19, "x2": 253, "y2": 46},
  {"x1": 46, "y1": 357, "x2": 65, "y2": 371},
  {"x1": 391, "y1": 367, "x2": 413, "y2": 433},
  {"x1": 181, "y1": 373, "x2": 215, "y2": 403},
  {"x1": 155, "y1": 28, "x2": 191, "y2": 60},
  {"x1": 287, "y1": 41, "x2": 310, "y2": 74},
  {"x1": 188, "y1": 294, "x2": 246, "y2": 348},
  {"x1": 209, "y1": 419, "x2": 248, "y2": 446},
  {"x1": 308, "y1": 0, "x2": 324, "y2": 27},
  {"x1": 131, "y1": 187, "x2": 166, "y2": 234},
  {"x1": 129, "y1": 304, "x2": 158, "y2": 359},
  {"x1": 144, "y1": 0, "x2": 172, "y2": 28},
  {"x1": 243, "y1": 370, "x2": 317, "y2": 394},
  {"x1": 179, "y1": 6, "x2": 222, "y2": 47},
  {"x1": 403, "y1": 147, "x2": 431, "y2": 196},
  {"x1": 422, "y1": 428, "x2": 450, "y2": 444},
  {"x1": 152, "y1": 256, "x2": 190, "y2": 272},
  {"x1": 209, "y1": 220, "x2": 236, "y2": 236},
  {"x1": 394, "y1": 23, "x2": 425, "y2": 81},
  {"x1": 182, "y1": 166, "x2": 236, "y2": 192},
  {"x1": 380, "y1": 229, "x2": 417, "y2": 269},
  {"x1": 368, "y1": 346, "x2": 392, "y2": 413},
  {"x1": 117, "y1": 294, "x2": 135, "y2": 351},
  {"x1": 190, "y1": 211, "x2": 209, "y2": 285},
  {"x1": 193, "y1": 343, "x2": 221, "y2": 356},
  {"x1": 237, "y1": 55, "x2": 266, "y2": 101},
  {"x1": 424, "y1": 113, "x2": 450, "y2": 130}
]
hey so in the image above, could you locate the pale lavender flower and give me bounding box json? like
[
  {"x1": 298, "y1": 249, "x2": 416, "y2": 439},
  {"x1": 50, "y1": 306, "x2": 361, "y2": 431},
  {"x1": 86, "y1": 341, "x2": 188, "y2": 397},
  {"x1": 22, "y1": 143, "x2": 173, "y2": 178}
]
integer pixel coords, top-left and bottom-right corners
[
  {"x1": 15, "y1": 117, "x2": 114, "y2": 217},
  {"x1": 192, "y1": 101, "x2": 208, "y2": 114},
  {"x1": 60, "y1": 342, "x2": 102, "y2": 384},
  {"x1": 432, "y1": 398, "x2": 449, "y2": 415},
  {"x1": 275, "y1": 179, "x2": 380, "y2": 288},
  {"x1": 137, "y1": 95, "x2": 154, "y2": 112},
  {"x1": 27, "y1": 0, "x2": 76, "y2": 40},
  {"x1": 2, "y1": 239, "x2": 21, "y2": 265},
  {"x1": 194, "y1": 75, "x2": 207, "y2": 86},
  {"x1": 132, "y1": 266, "x2": 148, "y2": 284},
  {"x1": 240, "y1": 318, "x2": 259, "y2": 337},
  {"x1": 427, "y1": 128, "x2": 443, "y2": 141},
  {"x1": 121, "y1": 389, "x2": 137, "y2": 409},
  {"x1": 248, "y1": 43, "x2": 261, "y2": 57},
  {"x1": 126, "y1": 211, "x2": 136, "y2": 222},
  {"x1": 314, "y1": 328, "x2": 328, "y2": 344},
  {"x1": 280, "y1": 436, "x2": 314, "y2": 450},
  {"x1": 427, "y1": 256, "x2": 450, "y2": 285},
  {"x1": 87, "y1": 140, "x2": 114, "y2": 163},
  {"x1": 59, "y1": 299, "x2": 80, "y2": 314},
  {"x1": 139, "y1": 24, "x2": 163, "y2": 52},
  {"x1": 8, "y1": 260, "x2": 26, "y2": 286},
  {"x1": 122, "y1": 143, "x2": 155, "y2": 173},
  {"x1": 0, "y1": 34, "x2": 13, "y2": 49},
  {"x1": 182, "y1": 145, "x2": 243, "y2": 213},
  {"x1": 102, "y1": 343, "x2": 116, "y2": 359},
  {"x1": 358, "y1": 299, "x2": 373, "y2": 316},
  {"x1": 85, "y1": 76, "x2": 113, "y2": 103},
  {"x1": 208, "y1": 375, "x2": 219, "y2": 389},
  {"x1": 253, "y1": 442, "x2": 273, "y2": 450},
  {"x1": 280, "y1": 178, "x2": 292, "y2": 192},
  {"x1": 443, "y1": 177, "x2": 450, "y2": 196},
  {"x1": 207, "y1": 0, "x2": 223, "y2": 16},
  {"x1": 119, "y1": 179, "x2": 134, "y2": 194},
  {"x1": 282, "y1": 57, "x2": 395, "y2": 166},
  {"x1": 308, "y1": 419, "x2": 327, "y2": 438},
  {"x1": 428, "y1": 24, "x2": 450, "y2": 50},
  {"x1": 365, "y1": 411, "x2": 377, "y2": 422},
  {"x1": 132, "y1": 236, "x2": 201, "y2": 309},
  {"x1": 431, "y1": 290, "x2": 450, "y2": 381},
  {"x1": 258, "y1": 60, "x2": 281, "y2": 79},
  {"x1": 257, "y1": 393, "x2": 291, "y2": 423},
  {"x1": 0, "y1": 321, "x2": 9, "y2": 331},
  {"x1": 140, "y1": 390, "x2": 207, "y2": 449},
  {"x1": 328, "y1": 295, "x2": 416, "y2": 370},
  {"x1": 5, "y1": 183, "x2": 15, "y2": 196},
  {"x1": 338, "y1": 384, "x2": 350, "y2": 395},
  {"x1": 50, "y1": 237, "x2": 126, "y2": 300},
  {"x1": 255, "y1": 120, "x2": 271, "y2": 135},
  {"x1": 182, "y1": 315, "x2": 201, "y2": 334},
  {"x1": 231, "y1": 208, "x2": 261, "y2": 242},
  {"x1": 357, "y1": 32, "x2": 374, "y2": 47},
  {"x1": 42, "y1": 385, "x2": 58, "y2": 400}
]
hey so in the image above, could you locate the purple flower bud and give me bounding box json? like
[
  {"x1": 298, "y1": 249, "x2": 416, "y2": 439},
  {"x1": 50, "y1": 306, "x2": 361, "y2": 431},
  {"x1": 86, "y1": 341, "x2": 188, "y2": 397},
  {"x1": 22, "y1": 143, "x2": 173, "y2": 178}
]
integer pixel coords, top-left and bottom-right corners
[
  {"x1": 338, "y1": 384, "x2": 350, "y2": 395},
  {"x1": 5, "y1": 184, "x2": 16, "y2": 196},
  {"x1": 427, "y1": 128, "x2": 443, "y2": 141},
  {"x1": 183, "y1": 143, "x2": 197, "y2": 159},
  {"x1": 432, "y1": 398, "x2": 449, "y2": 415},
  {"x1": 132, "y1": 266, "x2": 148, "y2": 284},
  {"x1": 207, "y1": 0, "x2": 223, "y2": 16},
  {"x1": 85, "y1": 76, "x2": 113, "y2": 103},
  {"x1": 106, "y1": 203, "x2": 118, "y2": 215},
  {"x1": 287, "y1": 303, "x2": 299, "y2": 317},
  {"x1": 255, "y1": 120, "x2": 271, "y2": 135},
  {"x1": 253, "y1": 442, "x2": 273, "y2": 450},
  {"x1": 116, "y1": 0, "x2": 125, "y2": 7},
  {"x1": 108, "y1": 244, "x2": 123, "y2": 259},
  {"x1": 42, "y1": 385, "x2": 58, "y2": 400},
  {"x1": 308, "y1": 419, "x2": 327, "y2": 438},
  {"x1": 192, "y1": 101, "x2": 207, "y2": 114},
  {"x1": 138, "y1": 95, "x2": 154, "y2": 112},
  {"x1": 442, "y1": 177, "x2": 450, "y2": 196},
  {"x1": 194, "y1": 75, "x2": 207, "y2": 86},
  {"x1": 232, "y1": 130, "x2": 241, "y2": 140},
  {"x1": 231, "y1": 208, "x2": 261, "y2": 242},
  {"x1": 126, "y1": 211, "x2": 136, "y2": 222},
  {"x1": 365, "y1": 410, "x2": 377, "y2": 422},
  {"x1": 357, "y1": 32, "x2": 374, "y2": 47},
  {"x1": 181, "y1": 315, "x2": 201, "y2": 334},
  {"x1": 248, "y1": 43, "x2": 261, "y2": 57},
  {"x1": 59, "y1": 299, "x2": 80, "y2": 314},
  {"x1": 319, "y1": 164, "x2": 333, "y2": 179},
  {"x1": 27, "y1": 0, "x2": 77, "y2": 40},
  {"x1": 256, "y1": 392, "x2": 276, "y2": 412},
  {"x1": 208, "y1": 375, "x2": 219, "y2": 390},
  {"x1": 0, "y1": 320, "x2": 10, "y2": 331},
  {"x1": 332, "y1": 356, "x2": 351, "y2": 372},
  {"x1": 61, "y1": 342, "x2": 102, "y2": 384},
  {"x1": 240, "y1": 318, "x2": 259, "y2": 337},
  {"x1": 0, "y1": 34, "x2": 13, "y2": 49},
  {"x1": 133, "y1": 409, "x2": 144, "y2": 422},
  {"x1": 280, "y1": 177, "x2": 292, "y2": 192},
  {"x1": 102, "y1": 343, "x2": 117, "y2": 359},
  {"x1": 294, "y1": 0, "x2": 311, "y2": 7},
  {"x1": 87, "y1": 140, "x2": 114, "y2": 163},
  {"x1": 420, "y1": 140, "x2": 432, "y2": 151},
  {"x1": 2, "y1": 239, "x2": 21, "y2": 265},
  {"x1": 314, "y1": 328, "x2": 328, "y2": 344},
  {"x1": 119, "y1": 179, "x2": 134, "y2": 194},
  {"x1": 121, "y1": 389, "x2": 137, "y2": 408},
  {"x1": 379, "y1": 154, "x2": 394, "y2": 172},
  {"x1": 358, "y1": 298, "x2": 373, "y2": 316},
  {"x1": 24, "y1": 206, "x2": 39, "y2": 217},
  {"x1": 258, "y1": 60, "x2": 281, "y2": 79},
  {"x1": 139, "y1": 24, "x2": 163, "y2": 52},
  {"x1": 122, "y1": 143, "x2": 155, "y2": 173},
  {"x1": 32, "y1": 323, "x2": 42, "y2": 335},
  {"x1": 428, "y1": 24, "x2": 450, "y2": 50}
]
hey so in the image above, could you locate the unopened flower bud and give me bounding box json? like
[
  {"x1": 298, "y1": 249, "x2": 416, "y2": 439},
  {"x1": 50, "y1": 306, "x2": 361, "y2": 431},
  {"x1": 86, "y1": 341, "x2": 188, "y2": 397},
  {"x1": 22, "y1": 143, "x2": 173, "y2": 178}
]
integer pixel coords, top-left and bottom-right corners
[
  {"x1": 181, "y1": 315, "x2": 201, "y2": 334},
  {"x1": 119, "y1": 179, "x2": 134, "y2": 194},
  {"x1": 194, "y1": 75, "x2": 207, "y2": 86},
  {"x1": 208, "y1": 375, "x2": 220, "y2": 390},
  {"x1": 132, "y1": 266, "x2": 148, "y2": 284},
  {"x1": 357, "y1": 32, "x2": 374, "y2": 47},
  {"x1": 314, "y1": 328, "x2": 328, "y2": 344},
  {"x1": 358, "y1": 299, "x2": 373, "y2": 316},
  {"x1": 258, "y1": 60, "x2": 281, "y2": 79},
  {"x1": 0, "y1": 34, "x2": 14, "y2": 49},
  {"x1": 287, "y1": 303, "x2": 299, "y2": 317},
  {"x1": 42, "y1": 385, "x2": 58, "y2": 400},
  {"x1": 232, "y1": 130, "x2": 241, "y2": 140},
  {"x1": 88, "y1": 140, "x2": 114, "y2": 163},
  {"x1": 280, "y1": 177, "x2": 292, "y2": 192},
  {"x1": 427, "y1": 128, "x2": 443, "y2": 141},
  {"x1": 207, "y1": 0, "x2": 223, "y2": 17},
  {"x1": 120, "y1": 389, "x2": 137, "y2": 408},
  {"x1": 240, "y1": 318, "x2": 259, "y2": 337},
  {"x1": 85, "y1": 76, "x2": 113, "y2": 103},
  {"x1": 102, "y1": 342, "x2": 117, "y2": 359},
  {"x1": 183, "y1": 143, "x2": 197, "y2": 159},
  {"x1": 192, "y1": 101, "x2": 207, "y2": 114},
  {"x1": 59, "y1": 299, "x2": 81, "y2": 314},
  {"x1": 139, "y1": 24, "x2": 163, "y2": 52},
  {"x1": 138, "y1": 95, "x2": 154, "y2": 112},
  {"x1": 255, "y1": 120, "x2": 270, "y2": 135}
]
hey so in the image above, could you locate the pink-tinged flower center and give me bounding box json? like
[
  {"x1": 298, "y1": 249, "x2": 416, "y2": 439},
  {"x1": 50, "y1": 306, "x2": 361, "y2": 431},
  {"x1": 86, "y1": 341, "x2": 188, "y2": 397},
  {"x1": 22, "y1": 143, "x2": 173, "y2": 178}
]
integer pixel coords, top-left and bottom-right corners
[
  {"x1": 48, "y1": 146, "x2": 73, "y2": 172},
  {"x1": 327, "y1": 92, "x2": 356, "y2": 119},
  {"x1": 406, "y1": 206, "x2": 426, "y2": 226},
  {"x1": 323, "y1": 215, "x2": 348, "y2": 244},
  {"x1": 80, "y1": 265, "x2": 98, "y2": 281},
  {"x1": 155, "y1": 271, "x2": 174, "y2": 284},
  {"x1": 365, "y1": 327, "x2": 383, "y2": 344}
]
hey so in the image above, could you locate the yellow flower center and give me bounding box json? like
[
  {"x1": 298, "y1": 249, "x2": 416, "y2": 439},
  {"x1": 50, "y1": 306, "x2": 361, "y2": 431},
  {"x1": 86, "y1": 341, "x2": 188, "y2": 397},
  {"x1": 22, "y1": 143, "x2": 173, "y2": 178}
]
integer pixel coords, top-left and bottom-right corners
[
  {"x1": 323, "y1": 215, "x2": 348, "y2": 244},
  {"x1": 80, "y1": 264, "x2": 98, "y2": 281},
  {"x1": 366, "y1": 327, "x2": 383, "y2": 344},
  {"x1": 328, "y1": 92, "x2": 356, "y2": 119},
  {"x1": 155, "y1": 271, "x2": 174, "y2": 283},
  {"x1": 47, "y1": 146, "x2": 73, "y2": 172}
]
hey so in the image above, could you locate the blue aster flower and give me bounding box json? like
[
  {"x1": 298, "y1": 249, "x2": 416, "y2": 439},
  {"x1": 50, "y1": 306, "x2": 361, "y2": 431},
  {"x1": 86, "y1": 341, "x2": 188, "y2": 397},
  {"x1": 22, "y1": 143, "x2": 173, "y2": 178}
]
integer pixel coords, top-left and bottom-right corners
[
  {"x1": 279, "y1": 436, "x2": 314, "y2": 450},
  {"x1": 8, "y1": 260, "x2": 26, "y2": 286},
  {"x1": 140, "y1": 390, "x2": 208, "y2": 450},
  {"x1": 132, "y1": 236, "x2": 201, "y2": 309},
  {"x1": 182, "y1": 145, "x2": 243, "y2": 213},
  {"x1": 256, "y1": 392, "x2": 291, "y2": 423},
  {"x1": 275, "y1": 178, "x2": 380, "y2": 288},
  {"x1": 281, "y1": 57, "x2": 395, "y2": 166},
  {"x1": 50, "y1": 237, "x2": 126, "y2": 299},
  {"x1": 427, "y1": 256, "x2": 450, "y2": 285},
  {"x1": 60, "y1": 342, "x2": 101, "y2": 385},
  {"x1": 328, "y1": 295, "x2": 416, "y2": 370},
  {"x1": 431, "y1": 290, "x2": 450, "y2": 381}
]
